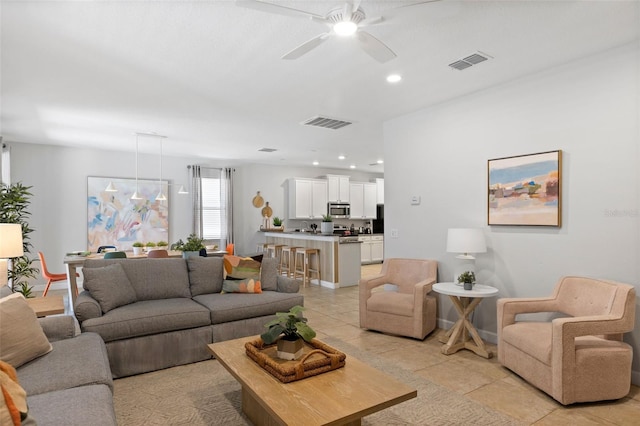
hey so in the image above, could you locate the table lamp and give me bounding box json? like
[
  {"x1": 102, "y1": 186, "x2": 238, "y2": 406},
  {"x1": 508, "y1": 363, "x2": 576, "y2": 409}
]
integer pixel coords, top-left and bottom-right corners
[
  {"x1": 0, "y1": 223, "x2": 24, "y2": 287},
  {"x1": 446, "y1": 228, "x2": 486, "y2": 283}
]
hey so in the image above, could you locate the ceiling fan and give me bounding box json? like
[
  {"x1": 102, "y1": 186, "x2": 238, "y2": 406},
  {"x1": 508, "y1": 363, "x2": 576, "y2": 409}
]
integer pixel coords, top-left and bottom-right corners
[{"x1": 236, "y1": 0, "x2": 441, "y2": 63}]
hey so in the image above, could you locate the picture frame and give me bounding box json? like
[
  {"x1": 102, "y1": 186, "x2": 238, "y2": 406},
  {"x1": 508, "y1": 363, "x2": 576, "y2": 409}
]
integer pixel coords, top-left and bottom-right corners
[
  {"x1": 488, "y1": 150, "x2": 562, "y2": 227},
  {"x1": 87, "y1": 177, "x2": 169, "y2": 251}
]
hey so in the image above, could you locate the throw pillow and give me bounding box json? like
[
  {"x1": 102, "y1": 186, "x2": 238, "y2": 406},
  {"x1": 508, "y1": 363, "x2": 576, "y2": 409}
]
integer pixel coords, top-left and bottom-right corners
[
  {"x1": 187, "y1": 257, "x2": 224, "y2": 296},
  {"x1": 0, "y1": 293, "x2": 52, "y2": 368},
  {"x1": 259, "y1": 257, "x2": 278, "y2": 291},
  {"x1": 83, "y1": 263, "x2": 137, "y2": 313},
  {"x1": 223, "y1": 255, "x2": 261, "y2": 280},
  {"x1": 222, "y1": 279, "x2": 262, "y2": 294},
  {"x1": 0, "y1": 360, "x2": 34, "y2": 426}
]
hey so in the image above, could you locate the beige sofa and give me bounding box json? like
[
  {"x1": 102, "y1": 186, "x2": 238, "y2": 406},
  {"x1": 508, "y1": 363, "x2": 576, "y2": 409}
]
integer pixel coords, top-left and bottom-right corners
[
  {"x1": 497, "y1": 276, "x2": 636, "y2": 405},
  {"x1": 74, "y1": 256, "x2": 302, "y2": 378}
]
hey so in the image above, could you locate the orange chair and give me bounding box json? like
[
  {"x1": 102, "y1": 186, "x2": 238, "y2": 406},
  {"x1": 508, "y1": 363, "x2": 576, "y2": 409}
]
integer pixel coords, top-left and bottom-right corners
[
  {"x1": 225, "y1": 243, "x2": 234, "y2": 255},
  {"x1": 147, "y1": 249, "x2": 169, "y2": 258},
  {"x1": 39, "y1": 251, "x2": 79, "y2": 297}
]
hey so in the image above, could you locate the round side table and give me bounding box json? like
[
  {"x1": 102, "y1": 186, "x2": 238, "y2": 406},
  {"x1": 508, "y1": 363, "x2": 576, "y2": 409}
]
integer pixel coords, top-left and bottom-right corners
[{"x1": 432, "y1": 282, "x2": 499, "y2": 359}]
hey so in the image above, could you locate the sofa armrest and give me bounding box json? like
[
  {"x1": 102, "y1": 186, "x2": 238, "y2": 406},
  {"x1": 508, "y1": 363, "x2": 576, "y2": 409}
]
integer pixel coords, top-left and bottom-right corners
[
  {"x1": 74, "y1": 291, "x2": 103, "y2": 324},
  {"x1": 276, "y1": 276, "x2": 300, "y2": 293},
  {"x1": 38, "y1": 315, "x2": 77, "y2": 342}
]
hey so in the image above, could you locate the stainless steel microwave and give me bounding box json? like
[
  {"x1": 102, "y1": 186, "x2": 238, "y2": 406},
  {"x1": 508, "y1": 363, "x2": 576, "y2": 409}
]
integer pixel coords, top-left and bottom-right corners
[{"x1": 328, "y1": 203, "x2": 350, "y2": 218}]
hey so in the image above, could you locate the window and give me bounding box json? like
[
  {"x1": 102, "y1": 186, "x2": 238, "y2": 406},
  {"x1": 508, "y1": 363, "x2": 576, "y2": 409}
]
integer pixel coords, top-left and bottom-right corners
[
  {"x1": 192, "y1": 166, "x2": 232, "y2": 245},
  {"x1": 202, "y1": 177, "x2": 222, "y2": 239}
]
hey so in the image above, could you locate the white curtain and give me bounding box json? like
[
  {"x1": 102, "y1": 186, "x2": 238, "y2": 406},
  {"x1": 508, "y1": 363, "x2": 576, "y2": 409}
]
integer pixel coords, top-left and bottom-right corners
[{"x1": 1, "y1": 142, "x2": 10, "y2": 185}]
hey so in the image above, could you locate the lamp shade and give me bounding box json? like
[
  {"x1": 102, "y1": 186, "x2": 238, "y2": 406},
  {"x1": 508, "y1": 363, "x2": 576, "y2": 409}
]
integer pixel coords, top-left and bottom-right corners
[
  {"x1": 0, "y1": 223, "x2": 24, "y2": 258},
  {"x1": 446, "y1": 228, "x2": 486, "y2": 259}
]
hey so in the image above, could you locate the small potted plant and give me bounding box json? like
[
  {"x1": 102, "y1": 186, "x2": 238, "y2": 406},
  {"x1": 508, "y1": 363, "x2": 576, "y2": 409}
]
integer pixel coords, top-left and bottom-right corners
[
  {"x1": 320, "y1": 214, "x2": 333, "y2": 235},
  {"x1": 156, "y1": 240, "x2": 168, "y2": 249},
  {"x1": 458, "y1": 271, "x2": 476, "y2": 291},
  {"x1": 132, "y1": 242, "x2": 144, "y2": 255},
  {"x1": 145, "y1": 241, "x2": 157, "y2": 252},
  {"x1": 272, "y1": 216, "x2": 283, "y2": 229},
  {"x1": 178, "y1": 234, "x2": 205, "y2": 259},
  {"x1": 261, "y1": 305, "x2": 316, "y2": 360}
]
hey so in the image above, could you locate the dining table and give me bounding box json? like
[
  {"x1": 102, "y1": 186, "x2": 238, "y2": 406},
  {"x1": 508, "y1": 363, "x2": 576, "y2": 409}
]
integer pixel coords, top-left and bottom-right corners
[{"x1": 63, "y1": 249, "x2": 227, "y2": 312}]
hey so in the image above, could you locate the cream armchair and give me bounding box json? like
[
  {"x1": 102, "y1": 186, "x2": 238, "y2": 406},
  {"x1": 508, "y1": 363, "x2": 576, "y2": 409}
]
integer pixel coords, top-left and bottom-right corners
[
  {"x1": 359, "y1": 258, "x2": 438, "y2": 340},
  {"x1": 497, "y1": 276, "x2": 636, "y2": 405}
]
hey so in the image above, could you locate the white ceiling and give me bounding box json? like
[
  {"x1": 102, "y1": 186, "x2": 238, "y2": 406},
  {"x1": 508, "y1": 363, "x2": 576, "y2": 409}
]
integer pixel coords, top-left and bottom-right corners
[{"x1": 2, "y1": 1, "x2": 638, "y2": 173}]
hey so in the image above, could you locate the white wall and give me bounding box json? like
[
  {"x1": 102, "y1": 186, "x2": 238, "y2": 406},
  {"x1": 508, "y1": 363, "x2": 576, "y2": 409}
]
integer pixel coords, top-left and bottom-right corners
[
  {"x1": 8, "y1": 143, "x2": 380, "y2": 286},
  {"x1": 383, "y1": 43, "x2": 640, "y2": 378}
]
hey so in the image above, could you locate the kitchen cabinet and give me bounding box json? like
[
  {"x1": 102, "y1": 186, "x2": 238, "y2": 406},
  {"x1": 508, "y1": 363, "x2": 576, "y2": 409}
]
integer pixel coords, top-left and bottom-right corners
[
  {"x1": 350, "y1": 182, "x2": 377, "y2": 219},
  {"x1": 325, "y1": 174, "x2": 350, "y2": 203},
  {"x1": 375, "y1": 178, "x2": 384, "y2": 204},
  {"x1": 288, "y1": 178, "x2": 328, "y2": 219},
  {"x1": 359, "y1": 235, "x2": 384, "y2": 264}
]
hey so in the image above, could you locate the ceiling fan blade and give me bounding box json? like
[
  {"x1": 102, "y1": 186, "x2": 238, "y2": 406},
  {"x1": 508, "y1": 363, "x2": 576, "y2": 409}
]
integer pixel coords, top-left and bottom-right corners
[
  {"x1": 355, "y1": 31, "x2": 396, "y2": 63},
  {"x1": 282, "y1": 33, "x2": 331, "y2": 60},
  {"x1": 236, "y1": 0, "x2": 326, "y2": 20}
]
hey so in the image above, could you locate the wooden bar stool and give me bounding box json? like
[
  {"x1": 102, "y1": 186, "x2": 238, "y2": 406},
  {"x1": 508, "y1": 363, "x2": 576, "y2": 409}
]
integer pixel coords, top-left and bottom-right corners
[
  {"x1": 265, "y1": 244, "x2": 285, "y2": 261},
  {"x1": 279, "y1": 246, "x2": 302, "y2": 277},
  {"x1": 256, "y1": 243, "x2": 269, "y2": 253},
  {"x1": 293, "y1": 248, "x2": 321, "y2": 287}
]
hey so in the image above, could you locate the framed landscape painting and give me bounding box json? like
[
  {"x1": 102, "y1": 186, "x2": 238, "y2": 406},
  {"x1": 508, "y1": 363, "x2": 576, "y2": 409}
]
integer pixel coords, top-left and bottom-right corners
[
  {"x1": 87, "y1": 177, "x2": 169, "y2": 251},
  {"x1": 488, "y1": 150, "x2": 562, "y2": 227}
]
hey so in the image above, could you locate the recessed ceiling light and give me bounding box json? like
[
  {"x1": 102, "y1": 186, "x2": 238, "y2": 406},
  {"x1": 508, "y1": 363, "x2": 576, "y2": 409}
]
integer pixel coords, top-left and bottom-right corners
[
  {"x1": 312, "y1": 161, "x2": 319, "y2": 166},
  {"x1": 338, "y1": 155, "x2": 346, "y2": 160},
  {"x1": 377, "y1": 159, "x2": 384, "y2": 164},
  {"x1": 386, "y1": 74, "x2": 402, "y2": 83},
  {"x1": 349, "y1": 164, "x2": 356, "y2": 169}
]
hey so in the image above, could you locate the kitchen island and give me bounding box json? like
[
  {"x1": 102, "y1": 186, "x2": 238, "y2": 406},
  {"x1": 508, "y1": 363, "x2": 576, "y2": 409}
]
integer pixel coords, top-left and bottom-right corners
[{"x1": 264, "y1": 232, "x2": 361, "y2": 289}]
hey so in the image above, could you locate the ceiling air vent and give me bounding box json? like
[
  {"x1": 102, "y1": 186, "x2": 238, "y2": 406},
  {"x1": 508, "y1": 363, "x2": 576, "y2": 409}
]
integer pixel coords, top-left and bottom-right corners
[
  {"x1": 449, "y1": 51, "x2": 492, "y2": 71},
  {"x1": 302, "y1": 116, "x2": 352, "y2": 130},
  {"x1": 258, "y1": 148, "x2": 278, "y2": 152}
]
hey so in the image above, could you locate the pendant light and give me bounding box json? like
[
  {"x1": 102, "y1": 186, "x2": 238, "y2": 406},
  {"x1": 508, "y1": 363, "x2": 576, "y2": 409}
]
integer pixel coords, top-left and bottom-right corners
[
  {"x1": 105, "y1": 181, "x2": 118, "y2": 192},
  {"x1": 130, "y1": 133, "x2": 143, "y2": 200},
  {"x1": 156, "y1": 136, "x2": 167, "y2": 202}
]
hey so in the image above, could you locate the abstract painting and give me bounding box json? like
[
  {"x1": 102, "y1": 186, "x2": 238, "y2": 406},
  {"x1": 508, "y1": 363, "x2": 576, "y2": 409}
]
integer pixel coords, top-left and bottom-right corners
[
  {"x1": 488, "y1": 150, "x2": 562, "y2": 226},
  {"x1": 87, "y1": 177, "x2": 169, "y2": 251}
]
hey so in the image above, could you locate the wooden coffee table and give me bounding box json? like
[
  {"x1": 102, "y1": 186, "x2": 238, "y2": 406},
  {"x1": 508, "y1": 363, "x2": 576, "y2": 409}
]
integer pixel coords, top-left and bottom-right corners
[
  {"x1": 208, "y1": 337, "x2": 417, "y2": 426},
  {"x1": 26, "y1": 295, "x2": 65, "y2": 317}
]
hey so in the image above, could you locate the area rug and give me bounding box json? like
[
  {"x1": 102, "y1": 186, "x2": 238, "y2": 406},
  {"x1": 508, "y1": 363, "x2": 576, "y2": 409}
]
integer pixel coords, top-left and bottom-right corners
[{"x1": 113, "y1": 337, "x2": 523, "y2": 425}]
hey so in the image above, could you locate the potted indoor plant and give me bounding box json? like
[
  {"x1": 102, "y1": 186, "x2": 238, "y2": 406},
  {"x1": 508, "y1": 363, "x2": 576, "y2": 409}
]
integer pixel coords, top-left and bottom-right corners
[
  {"x1": 320, "y1": 214, "x2": 333, "y2": 235},
  {"x1": 272, "y1": 216, "x2": 283, "y2": 229},
  {"x1": 156, "y1": 240, "x2": 169, "y2": 250},
  {"x1": 458, "y1": 271, "x2": 476, "y2": 291},
  {"x1": 261, "y1": 305, "x2": 316, "y2": 360},
  {"x1": 178, "y1": 234, "x2": 205, "y2": 259},
  {"x1": 132, "y1": 242, "x2": 144, "y2": 255},
  {"x1": 145, "y1": 241, "x2": 157, "y2": 252}
]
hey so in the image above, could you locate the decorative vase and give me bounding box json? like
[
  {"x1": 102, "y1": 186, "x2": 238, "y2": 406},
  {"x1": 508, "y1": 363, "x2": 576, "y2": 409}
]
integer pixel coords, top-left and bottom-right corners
[
  {"x1": 277, "y1": 337, "x2": 304, "y2": 360},
  {"x1": 463, "y1": 282, "x2": 473, "y2": 291},
  {"x1": 182, "y1": 251, "x2": 199, "y2": 259},
  {"x1": 320, "y1": 222, "x2": 333, "y2": 235}
]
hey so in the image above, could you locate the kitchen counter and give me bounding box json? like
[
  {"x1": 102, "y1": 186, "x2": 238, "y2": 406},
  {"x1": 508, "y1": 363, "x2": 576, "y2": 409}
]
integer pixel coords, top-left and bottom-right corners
[{"x1": 265, "y1": 232, "x2": 361, "y2": 289}]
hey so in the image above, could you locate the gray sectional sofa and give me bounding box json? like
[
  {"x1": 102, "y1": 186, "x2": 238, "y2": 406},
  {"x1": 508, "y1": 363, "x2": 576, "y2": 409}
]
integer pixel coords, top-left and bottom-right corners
[
  {"x1": 19, "y1": 316, "x2": 117, "y2": 426},
  {"x1": 74, "y1": 256, "x2": 303, "y2": 378}
]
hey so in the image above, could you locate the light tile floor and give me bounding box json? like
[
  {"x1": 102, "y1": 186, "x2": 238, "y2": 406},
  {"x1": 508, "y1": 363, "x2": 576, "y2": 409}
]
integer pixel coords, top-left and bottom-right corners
[{"x1": 299, "y1": 264, "x2": 640, "y2": 425}]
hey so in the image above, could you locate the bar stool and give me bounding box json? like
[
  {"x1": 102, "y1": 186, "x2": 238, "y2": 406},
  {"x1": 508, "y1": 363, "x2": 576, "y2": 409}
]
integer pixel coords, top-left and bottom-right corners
[
  {"x1": 265, "y1": 244, "x2": 285, "y2": 261},
  {"x1": 279, "y1": 246, "x2": 302, "y2": 277},
  {"x1": 293, "y1": 248, "x2": 321, "y2": 287},
  {"x1": 256, "y1": 243, "x2": 269, "y2": 253}
]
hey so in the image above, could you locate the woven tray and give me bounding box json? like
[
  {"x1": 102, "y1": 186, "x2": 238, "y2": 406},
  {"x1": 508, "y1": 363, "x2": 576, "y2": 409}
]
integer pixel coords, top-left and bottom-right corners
[{"x1": 245, "y1": 338, "x2": 346, "y2": 383}]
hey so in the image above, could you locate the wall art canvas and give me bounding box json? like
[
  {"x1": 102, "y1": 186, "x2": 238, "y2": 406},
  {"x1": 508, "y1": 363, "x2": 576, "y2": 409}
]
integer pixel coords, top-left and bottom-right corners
[
  {"x1": 488, "y1": 150, "x2": 562, "y2": 226},
  {"x1": 87, "y1": 177, "x2": 169, "y2": 251}
]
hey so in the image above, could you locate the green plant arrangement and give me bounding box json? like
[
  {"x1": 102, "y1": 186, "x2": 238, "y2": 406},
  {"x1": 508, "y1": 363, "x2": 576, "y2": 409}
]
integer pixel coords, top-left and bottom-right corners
[
  {"x1": 261, "y1": 305, "x2": 316, "y2": 345},
  {"x1": 178, "y1": 234, "x2": 205, "y2": 252},
  {"x1": 458, "y1": 271, "x2": 476, "y2": 290},
  {"x1": 132, "y1": 242, "x2": 144, "y2": 248},
  {"x1": 322, "y1": 214, "x2": 333, "y2": 222},
  {"x1": 145, "y1": 241, "x2": 156, "y2": 248},
  {"x1": 0, "y1": 183, "x2": 38, "y2": 297},
  {"x1": 156, "y1": 240, "x2": 168, "y2": 247},
  {"x1": 272, "y1": 217, "x2": 282, "y2": 227}
]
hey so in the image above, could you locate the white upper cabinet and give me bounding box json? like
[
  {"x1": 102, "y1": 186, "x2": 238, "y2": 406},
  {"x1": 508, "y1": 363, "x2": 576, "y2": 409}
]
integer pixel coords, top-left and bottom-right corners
[
  {"x1": 325, "y1": 175, "x2": 350, "y2": 203},
  {"x1": 349, "y1": 182, "x2": 377, "y2": 219},
  {"x1": 289, "y1": 178, "x2": 328, "y2": 219},
  {"x1": 375, "y1": 178, "x2": 384, "y2": 205}
]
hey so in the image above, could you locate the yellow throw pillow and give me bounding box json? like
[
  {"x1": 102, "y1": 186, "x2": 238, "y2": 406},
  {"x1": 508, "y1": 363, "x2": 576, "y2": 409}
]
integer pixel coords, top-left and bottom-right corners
[
  {"x1": 222, "y1": 279, "x2": 262, "y2": 294},
  {"x1": 0, "y1": 293, "x2": 52, "y2": 368},
  {"x1": 0, "y1": 360, "x2": 29, "y2": 426}
]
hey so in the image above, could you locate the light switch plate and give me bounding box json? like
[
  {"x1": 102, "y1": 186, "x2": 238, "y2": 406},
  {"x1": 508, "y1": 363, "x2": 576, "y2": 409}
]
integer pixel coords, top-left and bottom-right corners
[
  {"x1": 390, "y1": 229, "x2": 399, "y2": 238},
  {"x1": 411, "y1": 196, "x2": 421, "y2": 205}
]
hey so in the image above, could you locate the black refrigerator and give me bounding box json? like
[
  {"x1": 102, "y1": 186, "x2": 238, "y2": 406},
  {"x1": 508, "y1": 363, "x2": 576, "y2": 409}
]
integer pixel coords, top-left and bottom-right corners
[{"x1": 372, "y1": 204, "x2": 384, "y2": 234}]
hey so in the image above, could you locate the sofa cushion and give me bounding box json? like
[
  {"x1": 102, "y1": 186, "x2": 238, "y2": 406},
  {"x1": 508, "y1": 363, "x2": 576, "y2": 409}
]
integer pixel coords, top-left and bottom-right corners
[
  {"x1": 18, "y1": 332, "x2": 112, "y2": 396},
  {"x1": 193, "y1": 291, "x2": 304, "y2": 325},
  {"x1": 222, "y1": 278, "x2": 262, "y2": 293},
  {"x1": 83, "y1": 263, "x2": 137, "y2": 313},
  {"x1": 84, "y1": 259, "x2": 191, "y2": 301},
  {"x1": 187, "y1": 257, "x2": 224, "y2": 296},
  {"x1": 367, "y1": 291, "x2": 414, "y2": 317},
  {"x1": 260, "y1": 258, "x2": 278, "y2": 292},
  {"x1": 0, "y1": 293, "x2": 52, "y2": 368},
  {"x1": 223, "y1": 255, "x2": 261, "y2": 280},
  {"x1": 502, "y1": 322, "x2": 552, "y2": 365},
  {"x1": 27, "y1": 384, "x2": 117, "y2": 426},
  {"x1": 80, "y1": 299, "x2": 211, "y2": 343}
]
